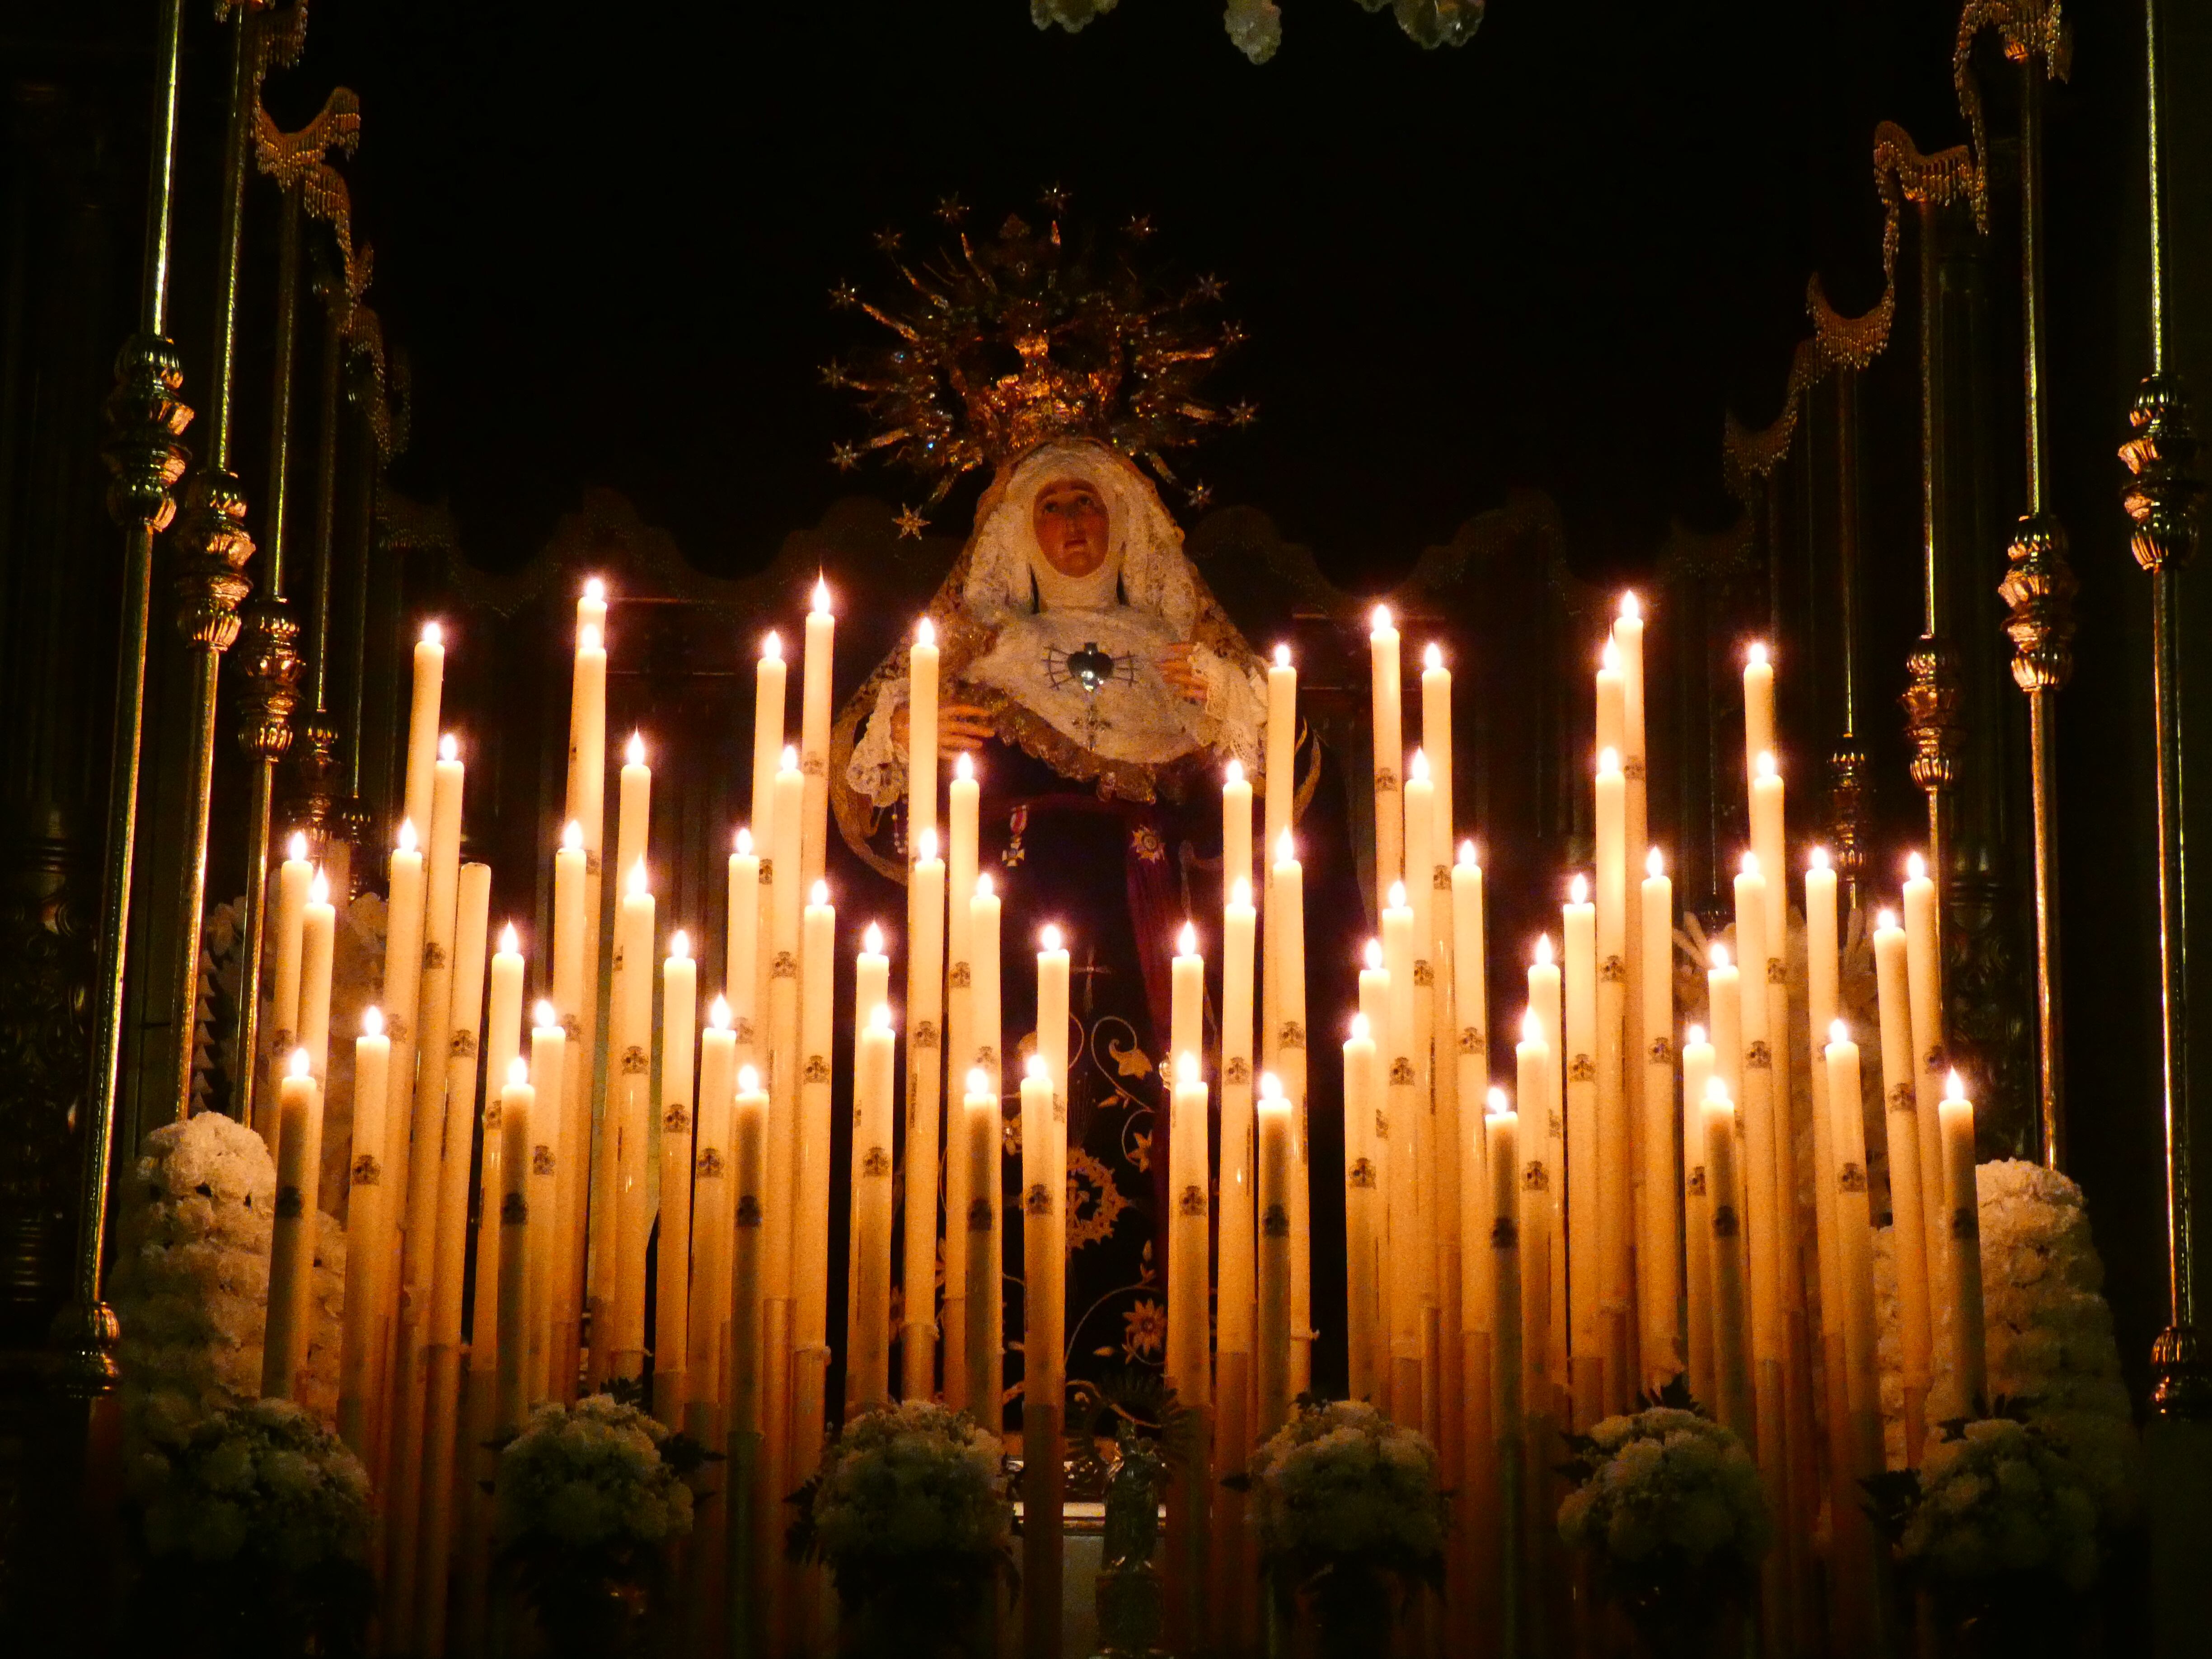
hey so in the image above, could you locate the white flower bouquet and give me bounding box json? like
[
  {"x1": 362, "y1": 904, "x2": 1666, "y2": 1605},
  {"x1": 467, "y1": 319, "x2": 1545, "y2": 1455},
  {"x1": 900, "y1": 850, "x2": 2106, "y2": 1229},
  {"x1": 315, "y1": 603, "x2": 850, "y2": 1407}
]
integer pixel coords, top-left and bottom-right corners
[
  {"x1": 1246, "y1": 1399, "x2": 1446, "y2": 1640},
  {"x1": 788, "y1": 1399, "x2": 1013, "y2": 1649},
  {"x1": 123, "y1": 1396, "x2": 373, "y2": 1658},
  {"x1": 494, "y1": 1394, "x2": 700, "y2": 1658},
  {"x1": 1556, "y1": 1399, "x2": 1771, "y2": 1652}
]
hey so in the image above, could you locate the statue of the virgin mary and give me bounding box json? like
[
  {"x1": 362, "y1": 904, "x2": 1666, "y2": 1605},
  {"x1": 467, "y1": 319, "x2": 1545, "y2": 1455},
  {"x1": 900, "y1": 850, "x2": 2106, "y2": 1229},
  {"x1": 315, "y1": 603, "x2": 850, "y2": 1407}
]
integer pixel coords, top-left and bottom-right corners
[{"x1": 823, "y1": 204, "x2": 1326, "y2": 1412}]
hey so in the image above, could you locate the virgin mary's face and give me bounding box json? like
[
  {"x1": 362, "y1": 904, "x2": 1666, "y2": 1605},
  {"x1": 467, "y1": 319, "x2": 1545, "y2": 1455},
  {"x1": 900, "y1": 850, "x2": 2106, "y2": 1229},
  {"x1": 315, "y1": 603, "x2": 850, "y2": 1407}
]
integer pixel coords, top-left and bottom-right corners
[{"x1": 1032, "y1": 478, "x2": 1111, "y2": 578}]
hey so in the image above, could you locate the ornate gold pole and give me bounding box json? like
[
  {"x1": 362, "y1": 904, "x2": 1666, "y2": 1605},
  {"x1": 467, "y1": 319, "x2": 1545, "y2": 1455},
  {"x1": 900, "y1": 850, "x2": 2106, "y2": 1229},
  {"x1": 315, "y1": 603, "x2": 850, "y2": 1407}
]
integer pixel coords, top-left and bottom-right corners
[
  {"x1": 230, "y1": 177, "x2": 306, "y2": 1111},
  {"x1": 282, "y1": 261, "x2": 348, "y2": 861},
  {"x1": 2118, "y1": 0, "x2": 2208, "y2": 1419},
  {"x1": 1903, "y1": 200, "x2": 1961, "y2": 969},
  {"x1": 162, "y1": 2, "x2": 264, "y2": 1119},
  {"x1": 1996, "y1": 50, "x2": 2075, "y2": 1170},
  {"x1": 53, "y1": 0, "x2": 195, "y2": 1392},
  {"x1": 1828, "y1": 370, "x2": 1870, "y2": 914}
]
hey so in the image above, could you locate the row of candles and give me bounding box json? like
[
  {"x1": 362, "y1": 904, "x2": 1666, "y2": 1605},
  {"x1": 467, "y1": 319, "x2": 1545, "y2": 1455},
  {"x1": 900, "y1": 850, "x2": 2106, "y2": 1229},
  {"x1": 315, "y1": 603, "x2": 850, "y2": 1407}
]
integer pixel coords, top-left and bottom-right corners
[{"x1": 243, "y1": 575, "x2": 1992, "y2": 1658}]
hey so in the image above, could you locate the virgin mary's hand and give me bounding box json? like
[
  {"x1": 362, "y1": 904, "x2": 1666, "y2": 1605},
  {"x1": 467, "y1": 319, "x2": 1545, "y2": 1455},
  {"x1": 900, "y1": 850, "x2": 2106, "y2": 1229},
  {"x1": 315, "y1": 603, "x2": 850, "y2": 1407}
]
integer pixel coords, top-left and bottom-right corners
[
  {"x1": 891, "y1": 700, "x2": 997, "y2": 759},
  {"x1": 1158, "y1": 642, "x2": 1209, "y2": 707}
]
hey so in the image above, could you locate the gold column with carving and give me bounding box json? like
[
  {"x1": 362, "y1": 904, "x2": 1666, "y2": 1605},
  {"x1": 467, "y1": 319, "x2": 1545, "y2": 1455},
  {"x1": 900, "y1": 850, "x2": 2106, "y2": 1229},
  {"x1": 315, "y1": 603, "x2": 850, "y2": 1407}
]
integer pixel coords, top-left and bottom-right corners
[
  {"x1": 2118, "y1": 0, "x2": 2209, "y2": 1420},
  {"x1": 1828, "y1": 370, "x2": 1870, "y2": 914},
  {"x1": 53, "y1": 0, "x2": 196, "y2": 1393}
]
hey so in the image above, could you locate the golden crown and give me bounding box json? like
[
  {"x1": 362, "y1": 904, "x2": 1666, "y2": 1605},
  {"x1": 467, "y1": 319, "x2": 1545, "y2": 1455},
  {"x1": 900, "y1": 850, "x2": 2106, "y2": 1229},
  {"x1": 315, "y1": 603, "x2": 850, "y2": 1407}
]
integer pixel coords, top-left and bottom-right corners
[{"x1": 821, "y1": 191, "x2": 1253, "y2": 520}]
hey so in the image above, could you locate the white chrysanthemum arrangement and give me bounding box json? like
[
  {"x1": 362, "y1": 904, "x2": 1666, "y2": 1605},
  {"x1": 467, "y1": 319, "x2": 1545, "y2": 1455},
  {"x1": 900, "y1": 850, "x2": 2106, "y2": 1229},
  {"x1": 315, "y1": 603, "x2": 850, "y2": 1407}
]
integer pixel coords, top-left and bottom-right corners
[
  {"x1": 495, "y1": 1394, "x2": 696, "y2": 1554},
  {"x1": 1872, "y1": 1160, "x2": 2137, "y2": 1525},
  {"x1": 128, "y1": 1394, "x2": 370, "y2": 1570},
  {"x1": 109, "y1": 1109, "x2": 346, "y2": 1439},
  {"x1": 798, "y1": 1399, "x2": 1010, "y2": 1576},
  {"x1": 1556, "y1": 1406, "x2": 1771, "y2": 1593},
  {"x1": 1247, "y1": 1399, "x2": 1446, "y2": 1578},
  {"x1": 1891, "y1": 1415, "x2": 2101, "y2": 1592}
]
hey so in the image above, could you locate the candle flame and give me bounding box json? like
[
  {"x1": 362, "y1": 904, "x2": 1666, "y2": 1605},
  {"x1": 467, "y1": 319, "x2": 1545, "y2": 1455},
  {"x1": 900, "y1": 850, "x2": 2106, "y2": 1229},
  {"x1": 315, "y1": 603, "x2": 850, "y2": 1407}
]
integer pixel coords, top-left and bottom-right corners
[
  {"x1": 1521, "y1": 1009, "x2": 1543, "y2": 1045},
  {"x1": 1710, "y1": 942, "x2": 1731, "y2": 970},
  {"x1": 1409, "y1": 748, "x2": 1430, "y2": 784},
  {"x1": 863, "y1": 922, "x2": 884, "y2": 956},
  {"x1": 287, "y1": 831, "x2": 309, "y2": 862},
  {"x1": 975, "y1": 873, "x2": 994, "y2": 899},
  {"x1": 812, "y1": 577, "x2": 833, "y2": 615},
  {"x1": 1907, "y1": 851, "x2": 1928, "y2": 881},
  {"x1": 710, "y1": 995, "x2": 730, "y2": 1030},
  {"x1": 1487, "y1": 1086, "x2": 1511, "y2": 1115},
  {"x1": 762, "y1": 629, "x2": 782, "y2": 661},
  {"x1": 1274, "y1": 642, "x2": 1292, "y2": 668},
  {"x1": 967, "y1": 1067, "x2": 990, "y2": 1098},
  {"x1": 916, "y1": 826, "x2": 937, "y2": 862},
  {"x1": 956, "y1": 752, "x2": 974, "y2": 782},
  {"x1": 870, "y1": 1003, "x2": 892, "y2": 1031},
  {"x1": 1747, "y1": 642, "x2": 1769, "y2": 668},
  {"x1": 1225, "y1": 757, "x2": 1244, "y2": 785},
  {"x1": 534, "y1": 999, "x2": 558, "y2": 1028},
  {"x1": 1387, "y1": 880, "x2": 1407, "y2": 910},
  {"x1": 499, "y1": 922, "x2": 520, "y2": 954},
  {"x1": 1598, "y1": 745, "x2": 1620, "y2": 774},
  {"x1": 508, "y1": 1056, "x2": 530, "y2": 1089},
  {"x1": 670, "y1": 929, "x2": 690, "y2": 961},
  {"x1": 363, "y1": 1007, "x2": 384, "y2": 1038},
  {"x1": 1569, "y1": 873, "x2": 1588, "y2": 905},
  {"x1": 1685, "y1": 1023, "x2": 1706, "y2": 1046},
  {"x1": 1810, "y1": 845, "x2": 1830, "y2": 872},
  {"x1": 1040, "y1": 923, "x2": 1063, "y2": 952},
  {"x1": 739, "y1": 1064, "x2": 761, "y2": 1094},
  {"x1": 1706, "y1": 1075, "x2": 1732, "y2": 1105},
  {"x1": 1364, "y1": 939, "x2": 1384, "y2": 972},
  {"x1": 1740, "y1": 851, "x2": 1761, "y2": 879},
  {"x1": 1877, "y1": 907, "x2": 1898, "y2": 931},
  {"x1": 562, "y1": 820, "x2": 582, "y2": 853},
  {"x1": 1370, "y1": 603, "x2": 1393, "y2": 634},
  {"x1": 1421, "y1": 641, "x2": 1443, "y2": 674},
  {"x1": 579, "y1": 622, "x2": 601, "y2": 653},
  {"x1": 811, "y1": 880, "x2": 829, "y2": 907},
  {"x1": 1619, "y1": 591, "x2": 1642, "y2": 622},
  {"x1": 736, "y1": 826, "x2": 753, "y2": 855},
  {"x1": 309, "y1": 870, "x2": 330, "y2": 905},
  {"x1": 781, "y1": 744, "x2": 799, "y2": 772},
  {"x1": 1259, "y1": 1071, "x2": 1284, "y2": 1101},
  {"x1": 1945, "y1": 1069, "x2": 1968, "y2": 1104},
  {"x1": 1231, "y1": 876, "x2": 1252, "y2": 908},
  {"x1": 1535, "y1": 933, "x2": 1554, "y2": 966},
  {"x1": 439, "y1": 733, "x2": 458, "y2": 763},
  {"x1": 288, "y1": 1048, "x2": 311, "y2": 1081},
  {"x1": 1178, "y1": 921, "x2": 1198, "y2": 957},
  {"x1": 1829, "y1": 1018, "x2": 1851, "y2": 1047},
  {"x1": 1646, "y1": 847, "x2": 1664, "y2": 879},
  {"x1": 627, "y1": 731, "x2": 646, "y2": 767},
  {"x1": 1276, "y1": 828, "x2": 1295, "y2": 865},
  {"x1": 916, "y1": 615, "x2": 935, "y2": 647},
  {"x1": 422, "y1": 620, "x2": 444, "y2": 647},
  {"x1": 1026, "y1": 1054, "x2": 1049, "y2": 1082},
  {"x1": 1757, "y1": 751, "x2": 1778, "y2": 781},
  {"x1": 1177, "y1": 1052, "x2": 1199, "y2": 1086},
  {"x1": 628, "y1": 859, "x2": 648, "y2": 898},
  {"x1": 397, "y1": 819, "x2": 419, "y2": 853},
  {"x1": 1459, "y1": 840, "x2": 1480, "y2": 869},
  {"x1": 1350, "y1": 1012, "x2": 1371, "y2": 1041},
  {"x1": 1602, "y1": 638, "x2": 1622, "y2": 673},
  {"x1": 584, "y1": 576, "x2": 607, "y2": 604}
]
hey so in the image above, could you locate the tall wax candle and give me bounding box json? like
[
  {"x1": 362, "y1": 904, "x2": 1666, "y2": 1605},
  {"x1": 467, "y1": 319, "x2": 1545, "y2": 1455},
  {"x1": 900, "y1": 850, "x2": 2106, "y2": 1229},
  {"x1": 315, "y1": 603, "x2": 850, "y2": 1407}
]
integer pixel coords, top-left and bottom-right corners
[
  {"x1": 495, "y1": 1059, "x2": 533, "y2": 1431},
  {"x1": 1593, "y1": 747, "x2": 1631, "y2": 1407},
  {"x1": 766, "y1": 750, "x2": 805, "y2": 1308},
  {"x1": 1019, "y1": 1051, "x2": 1065, "y2": 1659},
  {"x1": 1614, "y1": 598, "x2": 1650, "y2": 1145},
  {"x1": 1902, "y1": 854, "x2": 1949, "y2": 1302},
  {"x1": 1256, "y1": 1074, "x2": 1295, "y2": 1436},
  {"x1": 1638, "y1": 850, "x2": 1681, "y2": 1391},
  {"x1": 1485, "y1": 1093, "x2": 1522, "y2": 1449},
  {"x1": 1368, "y1": 605, "x2": 1405, "y2": 914},
  {"x1": 1751, "y1": 758, "x2": 1805, "y2": 1401},
  {"x1": 1822, "y1": 1024, "x2": 1880, "y2": 1452},
  {"x1": 258, "y1": 833, "x2": 313, "y2": 1143},
  {"x1": 1529, "y1": 936, "x2": 1566, "y2": 1381},
  {"x1": 750, "y1": 631, "x2": 785, "y2": 860},
  {"x1": 1742, "y1": 642, "x2": 1774, "y2": 784},
  {"x1": 903, "y1": 830, "x2": 947, "y2": 1400},
  {"x1": 1515, "y1": 1012, "x2": 1556, "y2": 1421},
  {"x1": 1270, "y1": 830, "x2": 1312, "y2": 1390},
  {"x1": 1263, "y1": 644, "x2": 1297, "y2": 870},
  {"x1": 1938, "y1": 1072, "x2": 1987, "y2": 1417},
  {"x1": 656, "y1": 931, "x2": 698, "y2": 1421},
  {"x1": 262, "y1": 1050, "x2": 321, "y2": 1399},
  {"x1": 961, "y1": 1070, "x2": 1000, "y2": 1426},
  {"x1": 548, "y1": 823, "x2": 590, "y2": 1398},
  {"x1": 1703, "y1": 1081, "x2": 1753, "y2": 1442},
  {"x1": 1220, "y1": 879, "x2": 1258, "y2": 1368},
  {"x1": 1381, "y1": 882, "x2": 1423, "y2": 1425},
  {"x1": 1680, "y1": 1025, "x2": 1716, "y2": 1408},
  {"x1": 402, "y1": 622, "x2": 445, "y2": 853},
  {"x1": 970, "y1": 878, "x2": 1004, "y2": 1392},
  {"x1": 800, "y1": 580, "x2": 835, "y2": 891},
  {"x1": 1223, "y1": 758, "x2": 1253, "y2": 901},
  {"x1": 730, "y1": 1064, "x2": 769, "y2": 1442},
  {"x1": 338, "y1": 1010, "x2": 390, "y2": 1453},
  {"x1": 563, "y1": 602, "x2": 608, "y2": 1401},
  {"x1": 1172, "y1": 922, "x2": 1204, "y2": 1076},
  {"x1": 726, "y1": 830, "x2": 761, "y2": 1069},
  {"x1": 907, "y1": 615, "x2": 940, "y2": 852},
  {"x1": 1343, "y1": 1011, "x2": 1382, "y2": 1404},
  {"x1": 793, "y1": 880, "x2": 838, "y2": 1451},
  {"x1": 614, "y1": 732, "x2": 651, "y2": 915},
  {"x1": 486, "y1": 924, "x2": 525, "y2": 1114},
  {"x1": 1038, "y1": 925, "x2": 1070, "y2": 1188},
  {"x1": 1166, "y1": 1054, "x2": 1213, "y2": 1415},
  {"x1": 1873, "y1": 910, "x2": 1933, "y2": 1461},
  {"x1": 1404, "y1": 751, "x2": 1444, "y2": 1426},
  {"x1": 296, "y1": 870, "x2": 336, "y2": 1100},
  {"x1": 1451, "y1": 845, "x2": 1491, "y2": 1326},
  {"x1": 1804, "y1": 848, "x2": 1851, "y2": 1504},
  {"x1": 1562, "y1": 874, "x2": 1601, "y2": 1409},
  {"x1": 689, "y1": 999, "x2": 737, "y2": 1407},
  {"x1": 1707, "y1": 946, "x2": 1743, "y2": 1115},
  {"x1": 1732, "y1": 858, "x2": 1781, "y2": 1373},
  {"x1": 609, "y1": 861, "x2": 655, "y2": 1378},
  {"x1": 849, "y1": 1003, "x2": 897, "y2": 1411},
  {"x1": 524, "y1": 1008, "x2": 566, "y2": 1405},
  {"x1": 942, "y1": 757, "x2": 980, "y2": 1406}
]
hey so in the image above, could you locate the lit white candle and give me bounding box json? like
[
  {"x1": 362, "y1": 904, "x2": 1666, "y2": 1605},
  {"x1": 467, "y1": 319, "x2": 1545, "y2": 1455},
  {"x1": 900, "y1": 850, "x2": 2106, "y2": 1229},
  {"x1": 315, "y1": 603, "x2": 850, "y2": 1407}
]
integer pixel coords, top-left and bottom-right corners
[
  {"x1": 259, "y1": 833, "x2": 314, "y2": 1144},
  {"x1": 1402, "y1": 752, "x2": 1443, "y2": 1429},
  {"x1": 1515, "y1": 1010, "x2": 1556, "y2": 1420},
  {"x1": 1742, "y1": 642, "x2": 1775, "y2": 784},
  {"x1": 766, "y1": 746, "x2": 806, "y2": 1318},
  {"x1": 296, "y1": 869, "x2": 336, "y2": 1103},
  {"x1": 1822, "y1": 1022, "x2": 1880, "y2": 1448},
  {"x1": 1019, "y1": 1048, "x2": 1065, "y2": 1657},
  {"x1": 402, "y1": 621, "x2": 445, "y2": 853},
  {"x1": 1902, "y1": 852, "x2": 1948, "y2": 1302},
  {"x1": 1167, "y1": 1053, "x2": 1212, "y2": 1415},
  {"x1": 1731, "y1": 856, "x2": 1781, "y2": 1367},
  {"x1": 656, "y1": 931, "x2": 698, "y2": 1423},
  {"x1": 609, "y1": 859, "x2": 656, "y2": 1379},
  {"x1": 1529, "y1": 935, "x2": 1565, "y2": 1382},
  {"x1": 1219, "y1": 878, "x2": 1258, "y2": 1372},
  {"x1": 1223, "y1": 757, "x2": 1253, "y2": 902},
  {"x1": 690, "y1": 998, "x2": 737, "y2": 1408},
  {"x1": 942, "y1": 756, "x2": 980, "y2": 1406},
  {"x1": 1172, "y1": 921, "x2": 1204, "y2": 1075},
  {"x1": 750, "y1": 630, "x2": 786, "y2": 863},
  {"x1": 800, "y1": 579, "x2": 836, "y2": 891},
  {"x1": 1938, "y1": 1070, "x2": 1986, "y2": 1417},
  {"x1": 524, "y1": 1005, "x2": 565, "y2": 1405},
  {"x1": 495, "y1": 1058, "x2": 534, "y2": 1431},
  {"x1": 730, "y1": 1064, "x2": 769, "y2": 1442},
  {"x1": 1637, "y1": 849, "x2": 1680, "y2": 1392},
  {"x1": 1804, "y1": 847, "x2": 1849, "y2": 1512},
  {"x1": 903, "y1": 829, "x2": 947, "y2": 1400},
  {"x1": 1381, "y1": 880, "x2": 1422, "y2": 1426},
  {"x1": 1451, "y1": 844, "x2": 1491, "y2": 1326},
  {"x1": 1873, "y1": 909, "x2": 1933, "y2": 1462},
  {"x1": 956, "y1": 872, "x2": 1003, "y2": 1409},
  {"x1": 1562, "y1": 872, "x2": 1600, "y2": 1414},
  {"x1": 1484, "y1": 1090, "x2": 1522, "y2": 1445},
  {"x1": 727, "y1": 829, "x2": 761, "y2": 1069},
  {"x1": 1703, "y1": 1079, "x2": 1753, "y2": 1441},
  {"x1": 549, "y1": 822, "x2": 590, "y2": 1400},
  {"x1": 262, "y1": 1049, "x2": 320, "y2": 1400},
  {"x1": 1343, "y1": 1010, "x2": 1382, "y2": 1403},
  {"x1": 961, "y1": 1068, "x2": 1000, "y2": 1426},
  {"x1": 908, "y1": 615, "x2": 940, "y2": 852},
  {"x1": 850, "y1": 1003, "x2": 897, "y2": 1412},
  {"x1": 1593, "y1": 745, "x2": 1631, "y2": 1410},
  {"x1": 1256, "y1": 1073, "x2": 1295, "y2": 1436},
  {"x1": 1680, "y1": 1023, "x2": 1716, "y2": 1407},
  {"x1": 792, "y1": 877, "x2": 837, "y2": 1471},
  {"x1": 1269, "y1": 830, "x2": 1312, "y2": 1392},
  {"x1": 1263, "y1": 643, "x2": 1298, "y2": 867},
  {"x1": 1369, "y1": 605, "x2": 1404, "y2": 914},
  {"x1": 338, "y1": 1009, "x2": 389, "y2": 1453}
]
